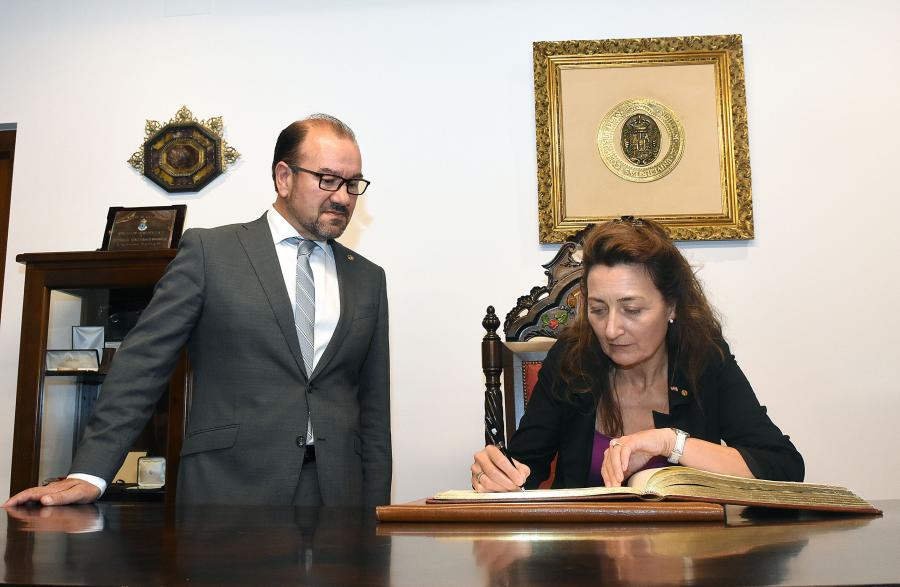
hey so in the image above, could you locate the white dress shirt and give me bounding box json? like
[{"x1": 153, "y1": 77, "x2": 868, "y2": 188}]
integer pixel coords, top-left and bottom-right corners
[
  {"x1": 266, "y1": 206, "x2": 341, "y2": 369},
  {"x1": 71, "y1": 207, "x2": 341, "y2": 496}
]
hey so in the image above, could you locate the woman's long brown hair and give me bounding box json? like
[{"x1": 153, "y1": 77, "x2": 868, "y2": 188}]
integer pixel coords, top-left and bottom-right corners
[{"x1": 558, "y1": 218, "x2": 723, "y2": 436}]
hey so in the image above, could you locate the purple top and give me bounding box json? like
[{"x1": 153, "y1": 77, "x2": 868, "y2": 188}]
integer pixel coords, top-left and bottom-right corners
[{"x1": 588, "y1": 430, "x2": 671, "y2": 486}]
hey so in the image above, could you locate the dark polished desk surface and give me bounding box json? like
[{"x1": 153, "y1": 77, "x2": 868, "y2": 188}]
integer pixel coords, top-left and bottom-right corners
[{"x1": 1, "y1": 500, "x2": 896, "y2": 586}]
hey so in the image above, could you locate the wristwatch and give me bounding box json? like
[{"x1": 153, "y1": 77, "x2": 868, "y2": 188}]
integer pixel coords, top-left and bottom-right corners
[{"x1": 667, "y1": 428, "x2": 690, "y2": 464}]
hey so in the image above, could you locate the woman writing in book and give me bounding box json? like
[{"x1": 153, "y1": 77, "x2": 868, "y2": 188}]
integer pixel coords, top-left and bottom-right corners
[{"x1": 471, "y1": 217, "x2": 804, "y2": 491}]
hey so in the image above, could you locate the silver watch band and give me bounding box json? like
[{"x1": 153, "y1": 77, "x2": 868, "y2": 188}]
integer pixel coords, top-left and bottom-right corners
[{"x1": 667, "y1": 428, "x2": 690, "y2": 464}]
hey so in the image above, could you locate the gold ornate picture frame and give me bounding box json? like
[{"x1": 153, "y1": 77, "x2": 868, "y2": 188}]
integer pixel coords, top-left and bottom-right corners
[{"x1": 534, "y1": 35, "x2": 753, "y2": 242}]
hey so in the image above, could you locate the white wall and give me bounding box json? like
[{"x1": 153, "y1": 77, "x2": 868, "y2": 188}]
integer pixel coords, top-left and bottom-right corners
[{"x1": 1, "y1": 0, "x2": 898, "y2": 503}]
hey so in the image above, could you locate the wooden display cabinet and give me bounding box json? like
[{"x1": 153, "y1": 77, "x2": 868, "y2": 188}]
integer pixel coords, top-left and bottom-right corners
[{"x1": 9, "y1": 250, "x2": 189, "y2": 504}]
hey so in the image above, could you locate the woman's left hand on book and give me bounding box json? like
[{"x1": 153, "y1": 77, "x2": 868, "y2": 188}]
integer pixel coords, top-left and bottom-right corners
[{"x1": 601, "y1": 428, "x2": 672, "y2": 486}]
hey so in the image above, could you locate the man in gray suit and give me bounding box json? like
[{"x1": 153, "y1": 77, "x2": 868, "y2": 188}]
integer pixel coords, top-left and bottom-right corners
[{"x1": 4, "y1": 114, "x2": 391, "y2": 507}]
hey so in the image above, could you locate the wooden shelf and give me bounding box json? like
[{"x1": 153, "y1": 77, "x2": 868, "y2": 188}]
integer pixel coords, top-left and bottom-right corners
[{"x1": 10, "y1": 249, "x2": 189, "y2": 505}]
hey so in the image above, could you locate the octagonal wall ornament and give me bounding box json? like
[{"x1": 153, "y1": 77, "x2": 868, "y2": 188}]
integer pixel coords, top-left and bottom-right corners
[{"x1": 127, "y1": 106, "x2": 241, "y2": 193}]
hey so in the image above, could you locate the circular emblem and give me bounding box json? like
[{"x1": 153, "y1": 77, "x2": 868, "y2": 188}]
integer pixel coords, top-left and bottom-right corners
[
  {"x1": 597, "y1": 99, "x2": 685, "y2": 183},
  {"x1": 137, "y1": 218, "x2": 149, "y2": 232}
]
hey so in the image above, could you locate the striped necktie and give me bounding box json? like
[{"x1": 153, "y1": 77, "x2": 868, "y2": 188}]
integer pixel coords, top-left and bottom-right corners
[{"x1": 292, "y1": 238, "x2": 317, "y2": 377}]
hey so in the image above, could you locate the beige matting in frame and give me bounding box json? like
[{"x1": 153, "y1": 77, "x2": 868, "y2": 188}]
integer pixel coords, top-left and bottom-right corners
[{"x1": 534, "y1": 35, "x2": 753, "y2": 242}]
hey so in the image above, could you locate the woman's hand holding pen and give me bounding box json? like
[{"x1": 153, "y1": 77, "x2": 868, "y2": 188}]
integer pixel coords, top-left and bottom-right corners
[{"x1": 471, "y1": 445, "x2": 530, "y2": 492}]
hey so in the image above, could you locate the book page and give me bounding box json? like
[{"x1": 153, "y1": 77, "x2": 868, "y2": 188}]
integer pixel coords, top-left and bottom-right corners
[
  {"x1": 626, "y1": 467, "x2": 668, "y2": 491},
  {"x1": 431, "y1": 467, "x2": 877, "y2": 512},
  {"x1": 432, "y1": 485, "x2": 646, "y2": 502},
  {"x1": 433, "y1": 467, "x2": 675, "y2": 502},
  {"x1": 641, "y1": 467, "x2": 877, "y2": 511}
]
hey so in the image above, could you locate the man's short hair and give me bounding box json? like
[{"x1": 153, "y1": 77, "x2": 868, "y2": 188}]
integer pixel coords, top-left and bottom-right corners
[{"x1": 271, "y1": 114, "x2": 357, "y2": 188}]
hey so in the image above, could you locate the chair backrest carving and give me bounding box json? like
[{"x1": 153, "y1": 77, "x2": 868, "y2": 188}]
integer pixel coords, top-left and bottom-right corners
[
  {"x1": 503, "y1": 241, "x2": 583, "y2": 341},
  {"x1": 482, "y1": 233, "x2": 588, "y2": 457}
]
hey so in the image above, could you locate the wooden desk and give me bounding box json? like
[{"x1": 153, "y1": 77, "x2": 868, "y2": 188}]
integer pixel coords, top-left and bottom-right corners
[{"x1": 1, "y1": 500, "x2": 895, "y2": 586}]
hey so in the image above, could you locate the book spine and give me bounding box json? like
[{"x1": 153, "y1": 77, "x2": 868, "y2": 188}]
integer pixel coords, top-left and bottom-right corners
[{"x1": 376, "y1": 502, "x2": 725, "y2": 523}]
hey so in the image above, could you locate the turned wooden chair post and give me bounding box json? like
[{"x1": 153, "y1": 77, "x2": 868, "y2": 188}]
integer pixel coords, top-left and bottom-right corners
[{"x1": 482, "y1": 306, "x2": 504, "y2": 446}]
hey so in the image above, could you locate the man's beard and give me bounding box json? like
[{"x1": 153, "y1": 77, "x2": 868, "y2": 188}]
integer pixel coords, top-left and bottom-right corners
[{"x1": 302, "y1": 202, "x2": 350, "y2": 240}]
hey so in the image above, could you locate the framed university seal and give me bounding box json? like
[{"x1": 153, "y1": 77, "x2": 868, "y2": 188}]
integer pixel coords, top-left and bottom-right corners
[{"x1": 533, "y1": 34, "x2": 754, "y2": 242}]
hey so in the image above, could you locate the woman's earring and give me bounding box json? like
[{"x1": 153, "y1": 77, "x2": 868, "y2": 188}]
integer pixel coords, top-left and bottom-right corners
[{"x1": 668, "y1": 318, "x2": 675, "y2": 324}]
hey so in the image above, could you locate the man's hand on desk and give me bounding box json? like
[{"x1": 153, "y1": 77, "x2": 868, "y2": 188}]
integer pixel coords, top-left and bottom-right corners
[{"x1": 3, "y1": 478, "x2": 101, "y2": 508}]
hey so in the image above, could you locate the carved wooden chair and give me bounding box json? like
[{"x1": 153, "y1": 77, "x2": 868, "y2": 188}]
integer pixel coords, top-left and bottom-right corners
[{"x1": 481, "y1": 236, "x2": 586, "y2": 487}]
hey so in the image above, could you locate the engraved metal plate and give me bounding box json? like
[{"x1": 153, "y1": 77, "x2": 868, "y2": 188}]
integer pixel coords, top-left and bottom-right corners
[
  {"x1": 597, "y1": 98, "x2": 685, "y2": 183},
  {"x1": 101, "y1": 205, "x2": 186, "y2": 251}
]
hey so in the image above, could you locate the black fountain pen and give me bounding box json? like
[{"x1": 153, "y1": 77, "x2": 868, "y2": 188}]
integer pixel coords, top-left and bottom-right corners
[
  {"x1": 495, "y1": 441, "x2": 517, "y2": 468},
  {"x1": 494, "y1": 439, "x2": 525, "y2": 490},
  {"x1": 494, "y1": 440, "x2": 525, "y2": 491}
]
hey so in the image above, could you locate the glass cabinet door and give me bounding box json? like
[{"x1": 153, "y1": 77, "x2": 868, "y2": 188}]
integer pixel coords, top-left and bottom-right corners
[{"x1": 39, "y1": 286, "x2": 168, "y2": 497}]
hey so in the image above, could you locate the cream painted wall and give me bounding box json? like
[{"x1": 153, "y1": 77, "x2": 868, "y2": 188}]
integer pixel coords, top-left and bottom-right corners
[{"x1": 1, "y1": 0, "x2": 898, "y2": 504}]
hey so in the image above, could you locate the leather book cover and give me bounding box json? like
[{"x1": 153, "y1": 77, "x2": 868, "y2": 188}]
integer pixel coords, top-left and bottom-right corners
[{"x1": 376, "y1": 499, "x2": 724, "y2": 523}]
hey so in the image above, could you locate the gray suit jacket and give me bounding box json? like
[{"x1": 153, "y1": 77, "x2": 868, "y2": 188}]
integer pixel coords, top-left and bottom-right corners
[{"x1": 70, "y1": 214, "x2": 392, "y2": 506}]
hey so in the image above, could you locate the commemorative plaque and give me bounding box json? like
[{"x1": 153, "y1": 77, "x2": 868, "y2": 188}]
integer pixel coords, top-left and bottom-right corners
[{"x1": 101, "y1": 205, "x2": 186, "y2": 251}]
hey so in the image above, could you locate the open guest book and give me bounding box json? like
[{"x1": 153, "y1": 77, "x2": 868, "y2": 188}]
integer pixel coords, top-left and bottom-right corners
[{"x1": 430, "y1": 467, "x2": 881, "y2": 515}]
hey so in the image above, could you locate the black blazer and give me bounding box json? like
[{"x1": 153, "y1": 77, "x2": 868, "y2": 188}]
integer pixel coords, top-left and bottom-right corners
[{"x1": 508, "y1": 338, "x2": 804, "y2": 489}]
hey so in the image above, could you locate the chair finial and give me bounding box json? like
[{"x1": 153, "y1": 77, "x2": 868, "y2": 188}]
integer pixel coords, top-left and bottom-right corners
[{"x1": 482, "y1": 306, "x2": 500, "y2": 337}]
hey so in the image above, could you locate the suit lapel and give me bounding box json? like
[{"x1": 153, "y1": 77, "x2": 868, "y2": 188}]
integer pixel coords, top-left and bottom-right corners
[
  {"x1": 237, "y1": 214, "x2": 308, "y2": 381},
  {"x1": 311, "y1": 240, "x2": 355, "y2": 379}
]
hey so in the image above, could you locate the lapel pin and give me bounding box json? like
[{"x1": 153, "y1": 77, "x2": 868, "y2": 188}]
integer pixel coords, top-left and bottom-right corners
[{"x1": 347, "y1": 254, "x2": 354, "y2": 261}]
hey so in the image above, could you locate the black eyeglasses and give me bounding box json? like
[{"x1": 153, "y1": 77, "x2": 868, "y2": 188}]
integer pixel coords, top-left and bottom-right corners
[{"x1": 287, "y1": 164, "x2": 371, "y2": 196}]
